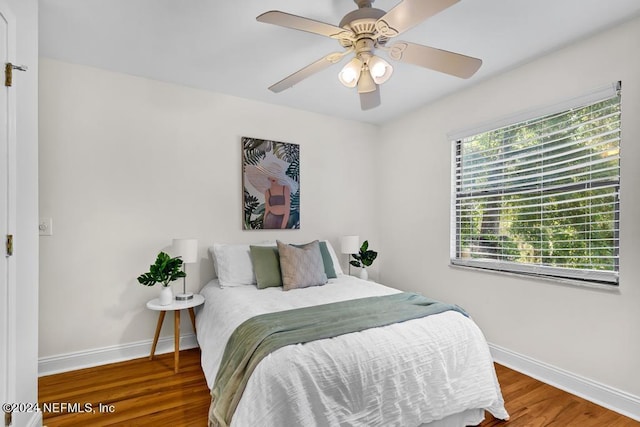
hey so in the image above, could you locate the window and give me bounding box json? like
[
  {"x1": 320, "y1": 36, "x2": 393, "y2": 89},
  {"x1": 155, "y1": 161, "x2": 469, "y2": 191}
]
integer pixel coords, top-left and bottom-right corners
[{"x1": 451, "y1": 83, "x2": 621, "y2": 286}]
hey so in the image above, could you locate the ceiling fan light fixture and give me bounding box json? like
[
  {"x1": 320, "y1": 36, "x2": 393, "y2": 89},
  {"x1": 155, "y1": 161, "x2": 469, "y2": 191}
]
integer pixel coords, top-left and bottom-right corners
[
  {"x1": 368, "y1": 56, "x2": 393, "y2": 84},
  {"x1": 257, "y1": 0, "x2": 483, "y2": 110},
  {"x1": 338, "y1": 57, "x2": 363, "y2": 88},
  {"x1": 357, "y1": 67, "x2": 377, "y2": 94}
]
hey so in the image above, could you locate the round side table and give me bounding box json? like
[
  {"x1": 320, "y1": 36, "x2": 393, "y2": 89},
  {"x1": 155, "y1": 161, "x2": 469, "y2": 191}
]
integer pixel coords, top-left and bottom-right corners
[{"x1": 146, "y1": 294, "x2": 205, "y2": 373}]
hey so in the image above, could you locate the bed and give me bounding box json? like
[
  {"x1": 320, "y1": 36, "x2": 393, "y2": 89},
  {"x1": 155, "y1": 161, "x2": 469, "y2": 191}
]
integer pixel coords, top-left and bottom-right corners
[{"x1": 196, "y1": 241, "x2": 508, "y2": 427}]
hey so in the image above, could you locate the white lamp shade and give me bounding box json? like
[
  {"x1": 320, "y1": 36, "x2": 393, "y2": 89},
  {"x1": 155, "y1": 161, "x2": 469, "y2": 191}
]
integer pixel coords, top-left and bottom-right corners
[
  {"x1": 172, "y1": 238, "x2": 198, "y2": 264},
  {"x1": 341, "y1": 235, "x2": 360, "y2": 254},
  {"x1": 368, "y1": 56, "x2": 393, "y2": 84},
  {"x1": 338, "y1": 57, "x2": 362, "y2": 88}
]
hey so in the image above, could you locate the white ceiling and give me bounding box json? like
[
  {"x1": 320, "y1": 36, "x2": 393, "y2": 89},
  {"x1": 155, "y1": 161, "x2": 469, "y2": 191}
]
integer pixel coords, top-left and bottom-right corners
[{"x1": 39, "y1": 0, "x2": 640, "y2": 124}]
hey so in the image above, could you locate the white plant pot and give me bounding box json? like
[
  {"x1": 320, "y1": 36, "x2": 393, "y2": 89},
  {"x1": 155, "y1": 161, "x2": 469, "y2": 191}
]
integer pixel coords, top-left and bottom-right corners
[
  {"x1": 359, "y1": 268, "x2": 368, "y2": 281},
  {"x1": 159, "y1": 286, "x2": 173, "y2": 306}
]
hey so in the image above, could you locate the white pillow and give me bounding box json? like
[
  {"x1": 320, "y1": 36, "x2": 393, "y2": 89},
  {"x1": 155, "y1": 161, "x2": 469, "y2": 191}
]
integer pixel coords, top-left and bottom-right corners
[
  {"x1": 210, "y1": 243, "x2": 256, "y2": 287},
  {"x1": 320, "y1": 239, "x2": 344, "y2": 276}
]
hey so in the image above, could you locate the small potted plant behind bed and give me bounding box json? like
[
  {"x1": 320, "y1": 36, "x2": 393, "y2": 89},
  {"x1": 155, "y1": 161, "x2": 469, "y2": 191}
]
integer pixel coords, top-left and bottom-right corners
[
  {"x1": 137, "y1": 252, "x2": 186, "y2": 305},
  {"x1": 350, "y1": 240, "x2": 378, "y2": 281}
]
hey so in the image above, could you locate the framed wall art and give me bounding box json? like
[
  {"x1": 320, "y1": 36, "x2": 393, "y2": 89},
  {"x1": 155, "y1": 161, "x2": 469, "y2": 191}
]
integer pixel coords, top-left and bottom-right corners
[{"x1": 242, "y1": 137, "x2": 300, "y2": 230}]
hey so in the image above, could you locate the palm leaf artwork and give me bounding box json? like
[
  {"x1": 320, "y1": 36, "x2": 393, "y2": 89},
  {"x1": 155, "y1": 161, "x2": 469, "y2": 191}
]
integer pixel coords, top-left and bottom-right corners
[
  {"x1": 242, "y1": 137, "x2": 300, "y2": 230},
  {"x1": 243, "y1": 189, "x2": 261, "y2": 229},
  {"x1": 288, "y1": 191, "x2": 300, "y2": 229},
  {"x1": 242, "y1": 138, "x2": 269, "y2": 165},
  {"x1": 274, "y1": 142, "x2": 299, "y2": 164},
  {"x1": 286, "y1": 158, "x2": 300, "y2": 185}
]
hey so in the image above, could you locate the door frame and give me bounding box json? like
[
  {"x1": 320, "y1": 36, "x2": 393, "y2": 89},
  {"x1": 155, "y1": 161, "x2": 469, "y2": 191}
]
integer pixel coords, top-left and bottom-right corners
[{"x1": 0, "y1": 0, "x2": 17, "y2": 414}]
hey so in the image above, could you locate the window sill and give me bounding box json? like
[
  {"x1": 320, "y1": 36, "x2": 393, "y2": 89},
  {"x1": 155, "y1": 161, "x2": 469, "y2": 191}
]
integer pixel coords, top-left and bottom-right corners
[{"x1": 448, "y1": 263, "x2": 621, "y2": 294}]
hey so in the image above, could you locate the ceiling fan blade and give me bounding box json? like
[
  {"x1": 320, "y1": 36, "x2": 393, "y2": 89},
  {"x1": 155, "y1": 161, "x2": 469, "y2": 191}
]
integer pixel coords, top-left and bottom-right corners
[
  {"x1": 376, "y1": 0, "x2": 460, "y2": 38},
  {"x1": 360, "y1": 86, "x2": 381, "y2": 110},
  {"x1": 387, "y1": 41, "x2": 482, "y2": 79},
  {"x1": 268, "y1": 52, "x2": 346, "y2": 93},
  {"x1": 257, "y1": 11, "x2": 355, "y2": 41}
]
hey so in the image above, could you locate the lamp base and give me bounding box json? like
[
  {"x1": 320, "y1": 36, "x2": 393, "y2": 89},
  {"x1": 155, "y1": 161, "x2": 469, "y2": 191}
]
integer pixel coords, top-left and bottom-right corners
[{"x1": 175, "y1": 292, "x2": 194, "y2": 301}]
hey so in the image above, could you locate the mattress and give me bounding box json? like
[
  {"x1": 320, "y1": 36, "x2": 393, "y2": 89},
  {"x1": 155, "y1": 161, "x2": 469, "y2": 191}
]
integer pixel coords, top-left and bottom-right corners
[{"x1": 196, "y1": 275, "x2": 508, "y2": 426}]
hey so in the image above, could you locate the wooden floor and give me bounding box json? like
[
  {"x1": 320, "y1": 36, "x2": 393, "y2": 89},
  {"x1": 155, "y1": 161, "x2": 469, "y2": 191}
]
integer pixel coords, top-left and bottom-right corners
[{"x1": 39, "y1": 348, "x2": 639, "y2": 427}]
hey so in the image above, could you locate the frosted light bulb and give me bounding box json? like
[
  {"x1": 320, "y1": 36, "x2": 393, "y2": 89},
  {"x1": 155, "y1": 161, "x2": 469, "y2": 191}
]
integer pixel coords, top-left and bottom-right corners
[
  {"x1": 368, "y1": 56, "x2": 393, "y2": 84},
  {"x1": 338, "y1": 57, "x2": 363, "y2": 88},
  {"x1": 370, "y1": 62, "x2": 387, "y2": 78},
  {"x1": 341, "y1": 68, "x2": 358, "y2": 84}
]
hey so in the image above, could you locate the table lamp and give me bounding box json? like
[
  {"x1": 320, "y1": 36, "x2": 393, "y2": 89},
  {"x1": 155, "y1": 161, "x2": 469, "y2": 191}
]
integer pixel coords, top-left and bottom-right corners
[
  {"x1": 341, "y1": 235, "x2": 360, "y2": 276},
  {"x1": 172, "y1": 238, "x2": 198, "y2": 300}
]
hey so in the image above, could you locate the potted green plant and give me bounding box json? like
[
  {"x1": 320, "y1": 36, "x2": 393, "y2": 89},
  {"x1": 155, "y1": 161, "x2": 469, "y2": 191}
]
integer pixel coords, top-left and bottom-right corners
[
  {"x1": 350, "y1": 240, "x2": 378, "y2": 281},
  {"x1": 137, "y1": 252, "x2": 186, "y2": 305}
]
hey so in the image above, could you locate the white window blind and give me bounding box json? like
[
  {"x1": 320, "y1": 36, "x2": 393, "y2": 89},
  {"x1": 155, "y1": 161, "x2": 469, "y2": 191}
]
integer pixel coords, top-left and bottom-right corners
[{"x1": 451, "y1": 84, "x2": 621, "y2": 285}]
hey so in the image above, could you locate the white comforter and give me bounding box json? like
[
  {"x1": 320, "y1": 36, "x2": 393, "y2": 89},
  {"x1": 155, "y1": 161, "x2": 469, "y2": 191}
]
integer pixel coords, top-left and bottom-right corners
[{"x1": 196, "y1": 276, "x2": 508, "y2": 427}]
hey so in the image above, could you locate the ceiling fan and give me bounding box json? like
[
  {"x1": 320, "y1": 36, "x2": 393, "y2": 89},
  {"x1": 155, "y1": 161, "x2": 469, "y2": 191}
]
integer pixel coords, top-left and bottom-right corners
[{"x1": 257, "y1": 0, "x2": 482, "y2": 110}]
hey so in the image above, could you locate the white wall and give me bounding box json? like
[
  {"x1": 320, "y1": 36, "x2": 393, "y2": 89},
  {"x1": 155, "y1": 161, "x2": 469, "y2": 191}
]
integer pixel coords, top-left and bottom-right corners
[
  {"x1": 376, "y1": 16, "x2": 640, "y2": 399},
  {"x1": 8, "y1": 0, "x2": 39, "y2": 425},
  {"x1": 38, "y1": 59, "x2": 379, "y2": 360}
]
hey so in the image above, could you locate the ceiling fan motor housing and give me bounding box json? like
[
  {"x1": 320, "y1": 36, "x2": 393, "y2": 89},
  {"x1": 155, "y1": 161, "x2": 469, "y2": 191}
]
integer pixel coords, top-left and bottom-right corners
[
  {"x1": 339, "y1": 7, "x2": 388, "y2": 47},
  {"x1": 354, "y1": 38, "x2": 375, "y2": 61}
]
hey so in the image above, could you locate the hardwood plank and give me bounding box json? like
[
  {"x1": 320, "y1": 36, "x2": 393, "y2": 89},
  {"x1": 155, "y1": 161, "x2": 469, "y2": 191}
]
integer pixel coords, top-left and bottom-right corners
[
  {"x1": 39, "y1": 349, "x2": 639, "y2": 426},
  {"x1": 40, "y1": 349, "x2": 210, "y2": 427},
  {"x1": 480, "y1": 365, "x2": 639, "y2": 427}
]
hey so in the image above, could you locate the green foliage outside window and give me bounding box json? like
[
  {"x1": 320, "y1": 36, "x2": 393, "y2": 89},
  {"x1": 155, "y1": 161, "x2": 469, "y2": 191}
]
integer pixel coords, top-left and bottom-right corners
[{"x1": 455, "y1": 94, "x2": 620, "y2": 280}]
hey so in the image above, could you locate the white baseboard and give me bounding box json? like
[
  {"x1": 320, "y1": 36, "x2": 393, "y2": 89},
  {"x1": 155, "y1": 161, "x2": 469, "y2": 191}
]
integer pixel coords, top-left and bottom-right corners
[
  {"x1": 38, "y1": 334, "x2": 199, "y2": 377},
  {"x1": 489, "y1": 343, "x2": 640, "y2": 422}
]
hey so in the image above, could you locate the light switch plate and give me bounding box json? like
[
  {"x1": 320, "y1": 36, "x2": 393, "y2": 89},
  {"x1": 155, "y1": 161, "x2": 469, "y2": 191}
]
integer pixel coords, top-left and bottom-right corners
[{"x1": 39, "y1": 217, "x2": 53, "y2": 236}]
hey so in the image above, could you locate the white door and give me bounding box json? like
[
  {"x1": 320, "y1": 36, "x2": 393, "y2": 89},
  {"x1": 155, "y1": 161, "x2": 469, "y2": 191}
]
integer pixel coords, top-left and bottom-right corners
[{"x1": 0, "y1": 1, "x2": 16, "y2": 420}]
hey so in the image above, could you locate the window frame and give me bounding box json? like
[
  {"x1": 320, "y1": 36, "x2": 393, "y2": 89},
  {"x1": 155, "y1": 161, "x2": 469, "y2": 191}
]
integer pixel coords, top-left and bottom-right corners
[{"x1": 449, "y1": 83, "x2": 621, "y2": 287}]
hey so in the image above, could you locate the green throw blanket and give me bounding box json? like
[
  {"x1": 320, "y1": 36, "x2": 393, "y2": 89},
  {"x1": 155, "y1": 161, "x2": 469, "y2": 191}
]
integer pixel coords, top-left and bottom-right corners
[{"x1": 208, "y1": 292, "x2": 467, "y2": 427}]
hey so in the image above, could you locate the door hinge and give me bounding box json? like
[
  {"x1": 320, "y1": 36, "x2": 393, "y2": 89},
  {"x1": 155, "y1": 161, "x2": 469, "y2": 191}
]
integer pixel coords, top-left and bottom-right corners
[
  {"x1": 6, "y1": 234, "x2": 13, "y2": 256},
  {"x1": 4, "y1": 62, "x2": 27, "y2": 87},
  {"x1": 4, "y1": 408, "x2": 11, "y2": 426}
]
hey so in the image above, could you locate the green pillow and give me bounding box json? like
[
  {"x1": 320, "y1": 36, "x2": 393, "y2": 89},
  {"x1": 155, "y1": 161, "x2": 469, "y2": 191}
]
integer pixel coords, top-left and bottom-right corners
[
  {"x1": 249, "y1": 246, "x2": 282, "y2": 289},
  {"x1": 318, "y1": 241, "x2": 337, "y2": 279},
  {"x1": 293, "y1": 241, "x2": 337, "y2": 279}
]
